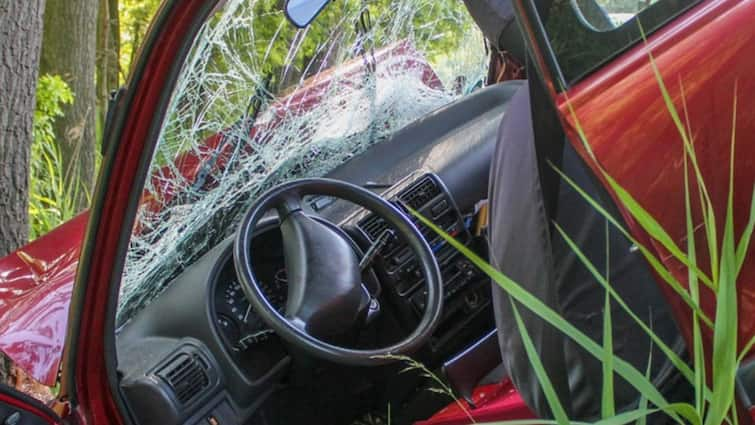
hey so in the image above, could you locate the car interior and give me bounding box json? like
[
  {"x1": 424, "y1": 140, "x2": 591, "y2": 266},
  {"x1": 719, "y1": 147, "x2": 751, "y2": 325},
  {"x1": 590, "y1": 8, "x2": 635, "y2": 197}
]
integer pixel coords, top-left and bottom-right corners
[
  {"x1": 116, "y1": 78, "x2": 523, "y2": 425},
  {"x1": 112, "y1": 1, "x2": 691, "y2": 424}
]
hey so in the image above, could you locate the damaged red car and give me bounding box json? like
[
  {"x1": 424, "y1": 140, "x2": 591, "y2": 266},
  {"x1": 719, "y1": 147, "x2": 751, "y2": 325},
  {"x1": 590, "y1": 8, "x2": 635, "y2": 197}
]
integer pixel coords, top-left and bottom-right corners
[{"x1": 1, "y1": 0, "x2": 754, "y2": 424}]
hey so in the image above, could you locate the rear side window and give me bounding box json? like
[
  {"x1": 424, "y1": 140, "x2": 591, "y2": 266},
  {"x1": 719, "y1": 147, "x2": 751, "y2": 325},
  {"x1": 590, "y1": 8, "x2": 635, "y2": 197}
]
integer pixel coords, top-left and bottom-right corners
[{"x1": 537, "y1": 0, "x2": 702, "y2": 85}]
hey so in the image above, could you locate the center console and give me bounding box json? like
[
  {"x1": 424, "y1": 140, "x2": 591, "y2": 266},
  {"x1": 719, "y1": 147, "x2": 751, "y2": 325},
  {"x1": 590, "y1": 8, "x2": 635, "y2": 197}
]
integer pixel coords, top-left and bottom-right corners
[{"x1": 354, "y1": 173, "x2": 493, "y2": 358}]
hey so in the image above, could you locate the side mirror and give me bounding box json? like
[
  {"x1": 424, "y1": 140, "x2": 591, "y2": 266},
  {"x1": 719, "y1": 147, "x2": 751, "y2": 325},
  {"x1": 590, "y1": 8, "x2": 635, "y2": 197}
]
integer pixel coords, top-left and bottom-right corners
[{"x1": 285, "y1": 0, "x2": 331, "y2": 28}]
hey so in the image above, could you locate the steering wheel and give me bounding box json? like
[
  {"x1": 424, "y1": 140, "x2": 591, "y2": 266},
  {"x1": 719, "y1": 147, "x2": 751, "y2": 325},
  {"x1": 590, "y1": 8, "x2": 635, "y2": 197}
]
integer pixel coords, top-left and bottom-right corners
[{"x1": 234, "y1": 178, "x2": 443, "y2": 365}]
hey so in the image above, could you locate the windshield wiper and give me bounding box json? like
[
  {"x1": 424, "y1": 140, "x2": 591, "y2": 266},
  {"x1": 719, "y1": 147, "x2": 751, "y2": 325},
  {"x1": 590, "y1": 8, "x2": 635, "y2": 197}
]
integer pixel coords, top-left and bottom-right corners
[{"x1": 190, "y1": 76, "x2": 272, "y2": 193}]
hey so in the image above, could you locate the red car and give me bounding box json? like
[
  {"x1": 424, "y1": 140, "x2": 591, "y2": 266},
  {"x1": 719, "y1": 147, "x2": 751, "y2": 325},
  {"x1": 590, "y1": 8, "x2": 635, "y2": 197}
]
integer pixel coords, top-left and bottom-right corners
[{"x1": 1, "y1": 0, "x2": 753, "y2": 424}]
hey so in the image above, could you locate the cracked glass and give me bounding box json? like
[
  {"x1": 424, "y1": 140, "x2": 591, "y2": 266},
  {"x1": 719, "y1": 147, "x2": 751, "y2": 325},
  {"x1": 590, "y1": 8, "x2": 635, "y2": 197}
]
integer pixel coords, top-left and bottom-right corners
[{"x1": 117, "y1": 0, "x2": 487, "y2": 326}]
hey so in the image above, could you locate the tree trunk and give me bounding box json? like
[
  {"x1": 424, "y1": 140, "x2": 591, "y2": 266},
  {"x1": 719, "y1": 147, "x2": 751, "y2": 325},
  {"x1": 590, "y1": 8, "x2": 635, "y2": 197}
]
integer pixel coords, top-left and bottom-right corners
[
  {"x1": 0, "y1": 0, "x2": 45, "y2": 257},
  {"x1": 97, "y1": 0, "x2": 120, "y2": 130},
  {"x1": 40, "y1": 0, "x2": 99, "y2": 212},
  {"x1": 0, "y1": 0, "x2": 46, "y2": 385}
]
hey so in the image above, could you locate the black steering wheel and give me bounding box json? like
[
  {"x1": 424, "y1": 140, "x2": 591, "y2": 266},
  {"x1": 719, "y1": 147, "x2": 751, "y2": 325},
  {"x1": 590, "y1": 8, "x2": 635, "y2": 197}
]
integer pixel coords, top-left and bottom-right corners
[{"x1": 234, "y1": 178, "x2": 443, "y2": 365}]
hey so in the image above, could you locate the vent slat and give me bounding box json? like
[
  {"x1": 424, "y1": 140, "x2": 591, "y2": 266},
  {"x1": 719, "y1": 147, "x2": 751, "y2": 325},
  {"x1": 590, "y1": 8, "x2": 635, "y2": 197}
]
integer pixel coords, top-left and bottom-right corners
[
  {"x1": 358, "y1": 176, "x2": 442, "y2": 241},
  {"x1": 159, "y1": 353, "x2": 210, "y2": 405},
  {"x1": 398, "y1": 176, "x2": 440, "y2": 209}
]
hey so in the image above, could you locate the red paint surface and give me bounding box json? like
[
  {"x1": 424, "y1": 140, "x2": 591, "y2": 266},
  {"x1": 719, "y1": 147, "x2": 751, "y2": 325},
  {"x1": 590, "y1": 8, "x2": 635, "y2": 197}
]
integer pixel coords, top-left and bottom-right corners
[
  {"x1": 416, "y1": 379, "x2": 535, "y2": 425},
  {"x1": 65, "y1": 1, "x2": 216, "y2": 422},
  {"x1": 556, "y1": 0, "x2": 755, "y2": 363},
  {"x1": 3, "y1": 0, "x2": 752, "y2": 421},
  {"x1": 0, "y1": 213, "x2": 87, "y2": 385}
]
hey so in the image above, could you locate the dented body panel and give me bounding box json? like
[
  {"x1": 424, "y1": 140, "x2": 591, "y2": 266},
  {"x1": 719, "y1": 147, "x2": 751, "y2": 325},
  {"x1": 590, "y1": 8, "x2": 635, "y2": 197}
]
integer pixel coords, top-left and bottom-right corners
[{"x1": 0, "y1": 214, "x2": 86, "y2": 385}]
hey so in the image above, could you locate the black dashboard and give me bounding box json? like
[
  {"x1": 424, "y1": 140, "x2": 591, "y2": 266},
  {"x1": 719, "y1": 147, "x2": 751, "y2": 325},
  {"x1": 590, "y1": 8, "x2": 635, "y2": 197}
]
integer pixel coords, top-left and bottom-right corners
[
  {"x1": 115, "y1": 81, "x2": 523, "y2": 425},
  {"x1": 212, "y1": 228, "x2": 289, "y2": 379}
]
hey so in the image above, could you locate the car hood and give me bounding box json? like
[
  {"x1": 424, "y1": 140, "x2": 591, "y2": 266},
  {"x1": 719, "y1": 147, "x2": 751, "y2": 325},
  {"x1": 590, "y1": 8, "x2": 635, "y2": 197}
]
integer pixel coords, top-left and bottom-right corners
[{"x1": 0, "y1": 213, "x2": 87, "y2": 386}]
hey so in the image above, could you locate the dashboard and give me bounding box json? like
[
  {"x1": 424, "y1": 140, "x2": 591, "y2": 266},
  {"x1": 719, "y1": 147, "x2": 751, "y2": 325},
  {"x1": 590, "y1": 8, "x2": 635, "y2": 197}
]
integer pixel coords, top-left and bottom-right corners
[
  {"x1": 115, "y1": 81, "x2": 523, "y2": 425},
  {"x1": 214, "y1": 228, "x2": 286, "y2": 351},
  {"x1": 212, "y1": 228, "x2": 289, "y2": 379}
]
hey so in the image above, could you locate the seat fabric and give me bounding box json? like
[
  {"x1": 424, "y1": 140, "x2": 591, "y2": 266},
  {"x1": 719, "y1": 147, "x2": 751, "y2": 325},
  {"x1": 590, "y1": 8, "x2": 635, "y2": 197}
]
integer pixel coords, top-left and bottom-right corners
[{"x1": 487, "y1": 84, "x2": 689, "y2": 421}]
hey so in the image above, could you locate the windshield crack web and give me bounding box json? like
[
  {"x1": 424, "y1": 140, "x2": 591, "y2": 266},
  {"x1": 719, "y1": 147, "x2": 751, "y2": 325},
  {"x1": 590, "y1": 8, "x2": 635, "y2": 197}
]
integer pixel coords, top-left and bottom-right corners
[{"x1": 118, "y1": 0, "x2": 486, "y2": 325}]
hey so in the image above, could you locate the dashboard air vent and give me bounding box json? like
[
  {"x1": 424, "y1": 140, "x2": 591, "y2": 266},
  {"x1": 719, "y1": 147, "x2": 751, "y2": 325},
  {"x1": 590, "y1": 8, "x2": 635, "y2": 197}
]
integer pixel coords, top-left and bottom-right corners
[
  {"x1": 398, "y1": 176, "x2": 441, "y2": 209},
  {"x1": 358, "y1": 214, "x2": 388, "y2": 241},
  {"x1": 358, "y1": 175, "x2": 443, "y2": 241},
  {"x1": 159, "y1": 353, "x2": 210, "y2": 405}
]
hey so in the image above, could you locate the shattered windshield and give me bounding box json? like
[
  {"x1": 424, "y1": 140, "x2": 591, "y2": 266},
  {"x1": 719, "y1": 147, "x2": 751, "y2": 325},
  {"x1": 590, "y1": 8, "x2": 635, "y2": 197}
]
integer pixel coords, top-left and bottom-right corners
[{"x1": 117, "y1": 0, "x2": 487, "y2": 325}]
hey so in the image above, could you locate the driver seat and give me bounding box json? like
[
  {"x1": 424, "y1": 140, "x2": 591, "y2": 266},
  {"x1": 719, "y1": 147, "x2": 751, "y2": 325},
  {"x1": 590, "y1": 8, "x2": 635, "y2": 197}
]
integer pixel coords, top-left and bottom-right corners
[{"x1": 486, "y1": 75, "x2": 690, "y2": 420}]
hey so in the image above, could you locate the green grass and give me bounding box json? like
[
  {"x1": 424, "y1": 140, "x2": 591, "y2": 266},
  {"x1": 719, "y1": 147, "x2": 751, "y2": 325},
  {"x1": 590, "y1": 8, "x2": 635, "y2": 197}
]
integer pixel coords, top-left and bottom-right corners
[{"x1": 406, "y1": 40, "x2": 753, "y2": 425}]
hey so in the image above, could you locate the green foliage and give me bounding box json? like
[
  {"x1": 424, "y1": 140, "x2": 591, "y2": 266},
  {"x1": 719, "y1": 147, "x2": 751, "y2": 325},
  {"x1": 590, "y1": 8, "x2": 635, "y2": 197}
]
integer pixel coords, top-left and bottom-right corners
[
  {"x1": 510, "y1": 300, "x2": 570, "y2": 425},
  {"x1": 29, "y1": 75, "x2": 83, "y2": 240},
  {"x1": 115, "y1": 0, "x2": 470, "y2": 87},
  {"x1": 211, "y1": 0, "x2": 472, "y2": 91},
  {"x1": 410, "y1": 207, "x2": 689, "y2": 424},
  {"x1": 32, "y1": 75, "x2": 74, "y2": 146},
  {"x1": 119, "y1": 0, "x2": 162, "y2": 77}
]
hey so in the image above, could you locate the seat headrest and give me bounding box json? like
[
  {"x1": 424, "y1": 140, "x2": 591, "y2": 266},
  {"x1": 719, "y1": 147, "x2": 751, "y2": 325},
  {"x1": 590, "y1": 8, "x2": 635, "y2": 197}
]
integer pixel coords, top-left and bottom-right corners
[{"x1": 463, "y1": 0, "x2": 525, "y2": 64}]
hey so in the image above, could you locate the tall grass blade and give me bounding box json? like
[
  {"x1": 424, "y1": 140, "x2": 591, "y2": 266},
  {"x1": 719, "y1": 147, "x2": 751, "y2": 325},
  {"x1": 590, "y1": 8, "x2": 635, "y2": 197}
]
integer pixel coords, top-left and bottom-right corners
[
  {"x1": 510, "y1": 300, "x2": 570, "y2": 425},
  {"x1": 561, "y1": 27, "x2": 718, "y2": 292},
  {"x1": 549, "y1": 162, "x2": 713, "y2": 328},
  {"x1": 553, "y1": 221, "x2": 707, "y2": 400},
  {"x1": 704, "y1": 85, "x2": 739, "y2": 425},
  {"x1": 735, "y1": 186, "x2": 755, "y2": 276},
  {"x1": 678, "y1": 79, "x2": 720, "y2": 287},
  {"x1": 636, "y1": 348, "x2": 653, "y2": 425},
  {"x1": 409, "y1": 208, "x2": 689, "y2": 424},
  {"x1": 601, "y1": 223, "x2": 615, "y2": 419},
  {"x1": 600, "y1": 172, "x2": 713, "y2": 290},
  {"x1": 377, "y1": 354, "x2": 476, "y2": 424},
  {"x1": 640, "y1": 28, "x2": 717, "y2": 261},
  {"x1": 683, "y1": 144, "x2": 707, "y2": 418},
  {"x1": 739, "y1": 335, "x2": 755, "y2": 364}
]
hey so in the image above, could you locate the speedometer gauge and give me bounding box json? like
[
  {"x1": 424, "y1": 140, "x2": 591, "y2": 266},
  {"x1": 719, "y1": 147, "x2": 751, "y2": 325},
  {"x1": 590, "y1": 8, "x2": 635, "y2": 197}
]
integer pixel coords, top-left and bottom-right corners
[
  {"x1": 222, "y1": 279, "x2": 249, "y2": 322},
  {"x1": 216, "y1": 313, "x2": 240, "y2": 343},
  {"x1": 211, "y1": 229, "x2": 290, "y2": 379},
  {"x1": 258, "y1": 268, "x2": 288, "y2": 310},
  {"x1": 215, "y1": 264, "x2": 289, "y2": 352}
]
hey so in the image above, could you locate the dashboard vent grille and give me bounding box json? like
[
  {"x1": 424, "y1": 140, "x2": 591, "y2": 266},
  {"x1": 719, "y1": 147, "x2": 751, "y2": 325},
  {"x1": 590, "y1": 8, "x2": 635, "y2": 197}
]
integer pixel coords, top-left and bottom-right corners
[
  {"x1": 358, "y1": 176, "x2": 442, "y2": 241},
  {"x1": 398, "y1": 176, "x2": 441, "y2": 209},
  {"x1": 358, "y1": 214, "x2": 388, "y2": 241},
  {"x1": 159, "y1": 353, "x2": 209, "y2": 405}
]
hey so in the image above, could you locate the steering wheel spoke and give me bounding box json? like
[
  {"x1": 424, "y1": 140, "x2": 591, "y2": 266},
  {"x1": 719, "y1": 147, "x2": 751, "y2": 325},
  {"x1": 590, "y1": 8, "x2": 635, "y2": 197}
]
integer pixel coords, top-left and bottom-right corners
[{"x1": 275, "y1": 192, "x2": 304, "y2": 219}]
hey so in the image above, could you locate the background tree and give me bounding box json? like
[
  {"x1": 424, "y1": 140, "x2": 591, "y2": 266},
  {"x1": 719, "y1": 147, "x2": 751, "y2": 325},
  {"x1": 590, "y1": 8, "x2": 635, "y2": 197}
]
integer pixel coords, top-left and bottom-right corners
[
  {"x1": 0, "y1": 0, "x2": 46, "y2": 385},
  {"x1": 40, "y1": 0, "x2": 98, "y2": 212},
  {"x1": 97, "y1": 0, "x2": 120, "y2": 129},
  {"x1": 0, "y1": 0, "x2": 46, "y2": 257}
]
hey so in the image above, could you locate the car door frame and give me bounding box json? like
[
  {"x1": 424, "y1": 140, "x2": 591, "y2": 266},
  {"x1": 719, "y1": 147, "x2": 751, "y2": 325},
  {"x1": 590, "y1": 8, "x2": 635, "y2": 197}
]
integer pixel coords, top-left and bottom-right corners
[
  {"x1": 0, "y1": 385, "x2": 61, "y2": 425},
  {"x1": 512, "y1": 0, "x2": 755, "y2": 378},
  {"x1": 52, "y1": 1, "x2": 222, "y2": 423}
]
